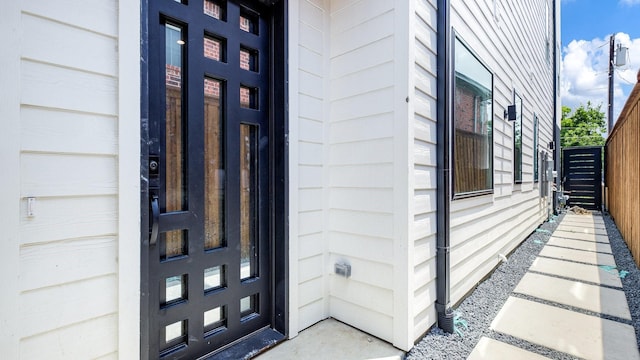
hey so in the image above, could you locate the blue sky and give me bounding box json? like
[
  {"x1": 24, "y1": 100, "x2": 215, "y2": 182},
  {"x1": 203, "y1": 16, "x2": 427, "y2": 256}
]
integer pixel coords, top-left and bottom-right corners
[{"x1": 561, "y1": 0, "x2": 640, "y2": 127}]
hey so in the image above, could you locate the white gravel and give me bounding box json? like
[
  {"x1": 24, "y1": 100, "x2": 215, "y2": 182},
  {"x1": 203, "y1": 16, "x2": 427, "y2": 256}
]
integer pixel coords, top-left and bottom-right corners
[{"x1": 407, "y1": 211, "x2": 640, "y2": 359}]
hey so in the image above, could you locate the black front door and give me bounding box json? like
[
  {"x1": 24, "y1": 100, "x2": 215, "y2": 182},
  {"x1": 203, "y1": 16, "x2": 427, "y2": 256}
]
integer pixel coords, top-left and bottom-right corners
[{"x1": 141, "y1": 1, "x2": 287, "y2": 358}]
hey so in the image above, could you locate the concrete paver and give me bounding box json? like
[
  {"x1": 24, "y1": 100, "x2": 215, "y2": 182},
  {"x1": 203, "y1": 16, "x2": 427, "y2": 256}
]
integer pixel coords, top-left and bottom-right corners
[
  {"x1": 546, "y1": 236, "x2": 613, "y2": 254},
  {"x1": 539, "y1": 245, "x2": 616, "y2": 266},
  {"x1": 514, "y1": 272, "x2": 631, "y2": 319},
  {"x1": 529, "y1": 256, "x2": 622, "y2": 288},
  {"x1": 562, "y1": 215, "x2": 604, "y2": 225},
  {"x1": 467, "y1": 337, "x2": 551, "y2": 360},
  {"x1": 491, "y1": 297, "x2": 639, "y2": 360},
  {"x1": 563, "y1": 214, "x2": 605, "y2": 224},
  {"x1": 556, "y1": 225, "x2": 608, "y2": 235},
  {"x1": 561, "y1": 216, "x2": 607, "y2": 230},
  {"x1": 552, "y1": 230, "x2": 610, "y2": 243}
]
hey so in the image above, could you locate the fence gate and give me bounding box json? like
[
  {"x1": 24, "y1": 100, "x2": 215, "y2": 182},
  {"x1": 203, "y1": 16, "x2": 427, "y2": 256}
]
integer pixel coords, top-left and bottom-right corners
[{"x1": 562, "y1": 146, "x2": 602, "y2": 210}]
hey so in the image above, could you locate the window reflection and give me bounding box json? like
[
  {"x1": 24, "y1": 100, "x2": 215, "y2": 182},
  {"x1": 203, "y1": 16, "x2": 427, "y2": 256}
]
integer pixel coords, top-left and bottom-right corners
[
  {"x1": 514, "y1": 92, "x2": 523, "y2": 183},
  {"x1": 453, "y1": 38, "x2": 493, "y2": 196}
]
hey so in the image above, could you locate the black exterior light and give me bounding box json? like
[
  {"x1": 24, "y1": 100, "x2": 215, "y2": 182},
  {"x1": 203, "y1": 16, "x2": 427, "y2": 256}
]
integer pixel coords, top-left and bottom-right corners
[{"x1": 504, "y1": 105, "x2": 517, "y2": 121}]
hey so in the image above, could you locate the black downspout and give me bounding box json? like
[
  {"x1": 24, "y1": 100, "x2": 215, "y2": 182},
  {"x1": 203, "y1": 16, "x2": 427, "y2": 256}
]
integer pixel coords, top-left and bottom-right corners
[
  {"x1": 553, "y1": 0, "x2": 561, "y2": 214},
  {"x1": 436, "y1": 0, "x2": 454, "y2": 333}
]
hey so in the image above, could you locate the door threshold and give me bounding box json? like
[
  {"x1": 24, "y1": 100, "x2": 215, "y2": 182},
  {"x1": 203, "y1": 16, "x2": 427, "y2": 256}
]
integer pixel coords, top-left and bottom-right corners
[{"x1": 199, "y1": 327, "x2": 285, "y2": 360}]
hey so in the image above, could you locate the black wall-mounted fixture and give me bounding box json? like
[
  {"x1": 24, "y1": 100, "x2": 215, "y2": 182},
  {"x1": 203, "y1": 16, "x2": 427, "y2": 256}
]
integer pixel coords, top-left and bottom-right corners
[
  {"x1": 504, "y1": 105, "x2": 517, "y2": 121},
  {"x1": 548, "y1": 141, "x2": 555, "y2": 150}
]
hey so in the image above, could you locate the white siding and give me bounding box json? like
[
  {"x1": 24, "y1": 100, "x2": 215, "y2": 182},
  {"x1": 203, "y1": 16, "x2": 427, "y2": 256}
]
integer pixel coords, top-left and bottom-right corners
[
  {"x1": 328, "y1": 0, "x2": 411, "y2": 348},
  {"x1": 447, "y1": 0, "x2": 556, "y2": 305},
  {"x1": 289, "y1": 0, "x2": 417, "y2": 348},
  {"x1": 2, "y1": 2, "x2": 123, "y2": 358},
  {"x1": 411, "y1": 0, "x2": 439, "y2": 341},
  {"x1": 289, "y1": 0, "x2": 415, "y2": 348},
  {"x1": 290, "y1": 0, "x2": 331, "y2": 335},
  {"x1": 0, "y1": 3, "x2": 22, "y2": 359}
]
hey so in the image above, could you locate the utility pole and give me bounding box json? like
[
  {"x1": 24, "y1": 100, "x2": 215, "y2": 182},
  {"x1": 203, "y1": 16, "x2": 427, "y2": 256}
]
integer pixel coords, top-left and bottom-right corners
[{"x1": 608, "y1": 34, "x2": 614, "y2": 134}]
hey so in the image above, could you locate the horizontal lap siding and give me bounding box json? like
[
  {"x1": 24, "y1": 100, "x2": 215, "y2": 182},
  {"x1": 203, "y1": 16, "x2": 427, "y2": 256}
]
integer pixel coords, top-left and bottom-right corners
[
  {"x1": 296, "y1": 0, "x2": 329, "y2": 332},
  {"x1": 328, "y1": 0, "x2": 397, "y2": 344},
  {"x1": 412, "y1": 0, "x2": 439, "y2": 341},
  {"x1": 18, "y1": 2, "x2": 119, "y2": 359},
  {"x1": 448, "y1": 0, "x2": 556, "y2": 305}
]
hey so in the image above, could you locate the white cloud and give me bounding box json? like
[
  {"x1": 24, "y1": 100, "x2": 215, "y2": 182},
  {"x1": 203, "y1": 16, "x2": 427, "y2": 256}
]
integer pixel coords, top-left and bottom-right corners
[
  {"x1": 561, "y1": 32, "x2": 640, "y2": 125},
  {"x1": 620, "y1": 0, "x2": 640, "y2": 6}
]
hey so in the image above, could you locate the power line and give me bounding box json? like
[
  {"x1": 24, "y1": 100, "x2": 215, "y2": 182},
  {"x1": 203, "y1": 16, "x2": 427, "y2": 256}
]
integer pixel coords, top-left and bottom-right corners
[{"x1": 616, "y1": 71, "x2": 636, "y2": 85}]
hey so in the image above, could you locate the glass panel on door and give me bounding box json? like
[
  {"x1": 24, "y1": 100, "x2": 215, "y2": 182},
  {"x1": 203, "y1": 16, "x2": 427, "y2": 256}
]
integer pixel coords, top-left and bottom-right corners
[
  {"x1": 204, "y1": 77, "x2": 225, "y2": 251},
  {"x1": 165, "y1": 23, "x2": 187, "y2": 260},
  {"x1": 240, "y1": 124, "x2": 257, "y2": 280}
]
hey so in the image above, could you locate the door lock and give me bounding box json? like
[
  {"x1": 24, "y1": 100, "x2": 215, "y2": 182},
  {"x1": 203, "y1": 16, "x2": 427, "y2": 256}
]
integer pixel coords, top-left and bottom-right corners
[
  {"x1": 149, "y1": 155, "x2": 160, "y2": 189},
  {"x1": 149, "y1": 156, "x2": 159, "y2": 175}
]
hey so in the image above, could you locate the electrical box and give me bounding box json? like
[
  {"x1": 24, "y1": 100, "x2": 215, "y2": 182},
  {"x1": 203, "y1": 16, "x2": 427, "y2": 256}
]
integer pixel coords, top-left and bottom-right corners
[
  {"x1": 334, "y1": 263, "x2": 351, "y2": 278},
  {"x1": 616, "y1": 46, "x2": 628, "y2": 67}
]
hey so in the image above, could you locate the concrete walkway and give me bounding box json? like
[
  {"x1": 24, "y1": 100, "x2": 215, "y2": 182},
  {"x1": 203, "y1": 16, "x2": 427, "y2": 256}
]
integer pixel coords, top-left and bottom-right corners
[{"x1": 468, "y1": 213, "x2": 640, "y2": 360}]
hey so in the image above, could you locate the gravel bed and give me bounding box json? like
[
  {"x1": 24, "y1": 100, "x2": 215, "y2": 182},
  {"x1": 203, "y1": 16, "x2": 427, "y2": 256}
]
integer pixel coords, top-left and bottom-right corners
[
  {"x1": 407, "y1": 211, "x2": 640, "y2": 360},
  {"x1": 603, "y1": 213, "x2": 640, "y2": 351}
]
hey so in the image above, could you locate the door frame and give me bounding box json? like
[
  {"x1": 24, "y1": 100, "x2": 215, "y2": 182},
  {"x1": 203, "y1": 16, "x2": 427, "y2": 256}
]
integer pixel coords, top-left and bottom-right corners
[{"x1": 139, "y1": 0, "x2": 288, "y2": 358}]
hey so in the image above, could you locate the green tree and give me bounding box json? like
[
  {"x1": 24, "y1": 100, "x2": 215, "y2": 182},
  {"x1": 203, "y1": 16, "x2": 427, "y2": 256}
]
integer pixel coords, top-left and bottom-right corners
[{"x1": 561, "y1": 102, "x2": 606, "y2": 148}]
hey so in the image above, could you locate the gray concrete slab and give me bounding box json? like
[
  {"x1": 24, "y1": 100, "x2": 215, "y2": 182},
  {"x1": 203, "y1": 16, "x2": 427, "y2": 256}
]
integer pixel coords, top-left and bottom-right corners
[
  {"x1": 529, "y1": 257, "x2": 622, "y2": 288},
  {"x1": 565, "y1": 212, "x2": 603, "y2": 217},
  {"x1": 560, "y1": 220, "x2": 607, "y2": 230},
  {"x1": 491, "y1": 297, "x2": 640, "y2": 360},
  {"x1": 539, "y1": 245, "x2": 616, "y2": 266},
  {"x1": 467, "y1": 337, "x2": 551, "y2": 360},
  {"x1": 514, "y1": 272, "x2": 631, "y2": 320},
  {"x1": 556, "y1": 224, "x2": 608, "y2": 235},
  {"x1": 546, "y1": 237, "x2": 613, "y2": 254},
  {"x1": 564, "y1": 214, "x2": 604, "y2": 222},
  {"x1": 254, "y1": 318, "x2": 404, "y2": 360},
  {"x1": 553, "y1": 230, "x2": 610, "y2": 243}
]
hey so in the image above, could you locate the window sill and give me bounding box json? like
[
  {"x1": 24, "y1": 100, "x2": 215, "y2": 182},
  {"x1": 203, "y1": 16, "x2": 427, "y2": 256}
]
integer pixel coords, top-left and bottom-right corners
[{"x1": 453, "y1": 189, "x2": 494, "y2": 200}]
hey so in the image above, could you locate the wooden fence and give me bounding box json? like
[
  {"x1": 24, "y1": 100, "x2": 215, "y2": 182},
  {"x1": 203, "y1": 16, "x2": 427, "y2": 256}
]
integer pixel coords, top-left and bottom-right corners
[{"x1": 605, "y1": 79, "x2": 640, "y2": 267}]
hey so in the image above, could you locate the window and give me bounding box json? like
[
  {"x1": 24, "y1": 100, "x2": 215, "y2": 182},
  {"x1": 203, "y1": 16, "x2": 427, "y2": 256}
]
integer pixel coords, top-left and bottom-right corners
[
  {"x1": 513, "y1": 92, "x2": 523, "y2": 183},
  {"x1": 453, "y1": 37, "x2": 493, "y2": 197},
  {"x1": 533, "y1": 114, "x2": 539, "y2": 182}
]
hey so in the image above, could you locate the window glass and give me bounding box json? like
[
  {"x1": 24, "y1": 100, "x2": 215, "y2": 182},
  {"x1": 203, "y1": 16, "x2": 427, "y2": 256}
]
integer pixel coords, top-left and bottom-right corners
[
  {"x1": 453, "y1": 38, "x2": 493, "y2": 196},
  {"x1": 514, "y1": 92, "x2": 523, "y2": 183}
]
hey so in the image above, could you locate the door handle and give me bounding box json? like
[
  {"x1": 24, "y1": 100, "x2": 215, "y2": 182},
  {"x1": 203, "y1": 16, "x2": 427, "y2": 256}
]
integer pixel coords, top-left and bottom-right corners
[{"x1": 150, "y1": 194, "x2": 159, "y2": 245}]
